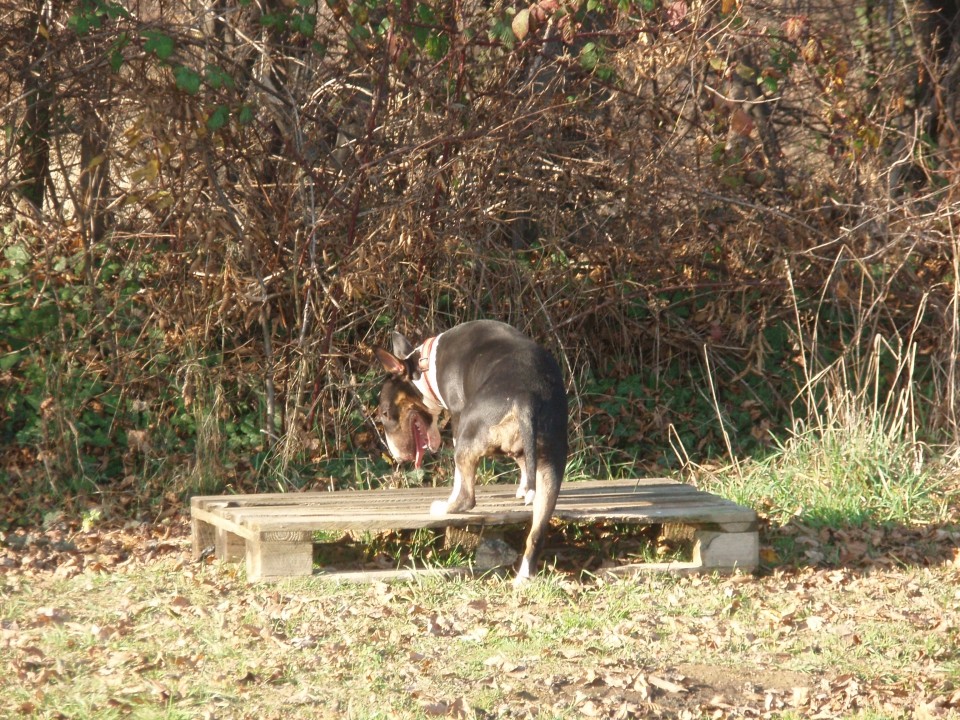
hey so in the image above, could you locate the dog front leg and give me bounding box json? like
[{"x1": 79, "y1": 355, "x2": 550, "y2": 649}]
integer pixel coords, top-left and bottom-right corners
[{"x1": 430, "y1": 454, "x2": 477, "y2": 515}]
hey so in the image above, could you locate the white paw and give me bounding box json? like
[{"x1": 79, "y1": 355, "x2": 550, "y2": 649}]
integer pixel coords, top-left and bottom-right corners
[
  {"x1": 515, "y1": 485, "x2": 527, "y2": 499},
  {"x1": 513, "y1": 558, "x2": 532, "y2": 586},
  {"x1": 524, "y1": 488, "x2": 536, "y2": 506},
  {"x1": 430, "y1": 500, "x2": 449, "y2": 516}
]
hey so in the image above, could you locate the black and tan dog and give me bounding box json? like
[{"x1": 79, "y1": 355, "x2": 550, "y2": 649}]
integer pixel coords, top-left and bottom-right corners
[{"x1": 373, "y1": 320, "x2": 567, "y2": 583}]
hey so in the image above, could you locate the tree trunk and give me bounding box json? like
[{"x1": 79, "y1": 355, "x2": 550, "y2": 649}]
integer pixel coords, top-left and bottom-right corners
[{"x1": 18, "y1": 3, "x2": 53, "y2": 214}]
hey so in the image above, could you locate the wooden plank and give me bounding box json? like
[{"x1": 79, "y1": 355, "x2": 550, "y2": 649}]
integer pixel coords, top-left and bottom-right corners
[
  {"x1": 228, "y1": 506, "x2": 753, "y2": 535},
  {"x1": 247, "y1": 510, "x2": 531, "y2": 534},
  {"x1": 190, "y1": 478, "x2": 690, "y2": 509},
  {"x1": 211, "y1": 496, "x2": 730, "y2": 523},
  {"x1": 191, "y1": 479, "x2": 754, "y2": 535},
  {"x1": 189, "y1": 505, "x2": 256, "y2": 539},
  {"x1": 196, "y1": 506, "x2": 752, "y2": 536},
  {"x1": 225, "y1": 497, "x2": 752, "y2": 533},
  {"x1": 317, "y1": 567, "x2": 473, "y2": 583},
  {"x1": 209, "y1": 488, "x2": 738, "y2": 517}
]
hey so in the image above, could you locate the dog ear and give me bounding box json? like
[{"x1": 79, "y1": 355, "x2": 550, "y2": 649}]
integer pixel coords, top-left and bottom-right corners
[
  {"x1": 374, "y1": 347, "x2": 406, "y2": 376},
  {"x1": 390, "y1": 331, "x2": 415, "y2": 358}
]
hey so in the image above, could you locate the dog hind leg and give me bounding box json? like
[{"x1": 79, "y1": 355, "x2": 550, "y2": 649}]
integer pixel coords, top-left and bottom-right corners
[{"x1": 515, "y1": 459, "x2": 536, "y2": 505}]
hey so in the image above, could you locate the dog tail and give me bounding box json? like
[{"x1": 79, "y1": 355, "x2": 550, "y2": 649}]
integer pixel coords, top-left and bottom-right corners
[{"x1": 515, "y1": 393, "x2": 566, "y2": 583}]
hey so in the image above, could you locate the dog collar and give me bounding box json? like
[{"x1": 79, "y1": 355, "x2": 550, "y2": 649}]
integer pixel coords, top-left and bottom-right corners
[{"x1": 416, "y1": 333, "x2": 446, "y2": 411}]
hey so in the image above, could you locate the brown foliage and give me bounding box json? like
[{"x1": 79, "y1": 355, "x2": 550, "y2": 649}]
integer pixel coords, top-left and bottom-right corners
[{"x1": 1, "y1": 0, "x2": 959, "y2": 495}]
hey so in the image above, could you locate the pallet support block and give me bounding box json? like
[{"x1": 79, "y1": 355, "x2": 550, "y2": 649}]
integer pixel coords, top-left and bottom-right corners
[
  {"x1": 693, "y1": 523, "x2": 759, "y2": 572},
  {"x1": 246, "y1": 531, "x2": 313, "y2": 581},
  {"x1": 216, "y1": 527, "x2": 246, "y2": 563},
  {"x1": 445, "y1": 524, "x2": 486, "y2": 552},
  {"x1": 191, "y1": 516, "x2": 215, "y2": 561}
]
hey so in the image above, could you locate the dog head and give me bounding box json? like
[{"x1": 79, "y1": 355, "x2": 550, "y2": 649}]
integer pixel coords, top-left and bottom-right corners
[{"x1": 373, "y1": 332, "x2": 442, "y2": 468}]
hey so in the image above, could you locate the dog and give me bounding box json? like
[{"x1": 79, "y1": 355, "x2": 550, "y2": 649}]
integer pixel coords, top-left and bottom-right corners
[{"x1": 373, "y1": 320, "x2": 567, "y2": 583}]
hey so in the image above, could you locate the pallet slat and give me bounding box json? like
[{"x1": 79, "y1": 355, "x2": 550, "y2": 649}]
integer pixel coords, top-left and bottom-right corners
[{"x1": 190, "y1": 478, "x2": 759, "y2": 581}]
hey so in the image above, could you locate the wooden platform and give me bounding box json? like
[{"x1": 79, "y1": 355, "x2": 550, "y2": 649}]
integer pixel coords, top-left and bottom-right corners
[{"x1": 190, "y1": 478, "x2": 758, "y2": 581}]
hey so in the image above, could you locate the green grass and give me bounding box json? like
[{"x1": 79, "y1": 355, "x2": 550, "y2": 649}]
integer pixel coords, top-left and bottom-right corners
[
  {"x1": 696, "y1": 331, "x2": 956, "y2": 530},
  {"x1": 706, "y1": 422, "x2": 946, "y2": 528}
]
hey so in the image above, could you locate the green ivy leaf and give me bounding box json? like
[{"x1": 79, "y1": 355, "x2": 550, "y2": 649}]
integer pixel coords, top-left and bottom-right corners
[
  {"x1": 417, "y1": 3, "x2": 437, "y2": 23},
  {"x1": 174, "y1": 66, "x2": 202, "y2": 95},
  {"x1": 490, "y1": 18, "x2": 516, "y2": 49},
  {"x1": 350, "y1": 24, "x2": 372, "y2": 41},
  {"x1": 104, "y1": 1, "x2": 130, "y2": 19},
  {"x1": 109, "y1": 33, "x2": 129, "y2": 73},
  {"x1": 68, "y1": 16, "x2": 88, "y2": 34},
  {"x1": 425, "y1": 32, "x2": 449, "y2": 60},
  {"x1": 3, "y1": 244, "x2": 29, "y2": 266},
  {"x1": 204, "y1": 64, "x2": 235, "y2": 90},
  {"x1": 144, "y1": 30, "x2": 175, "y2": 60},
  {"x1": 597, "y1": 66, "x2": 615, "y2": 82},
  {"x1": 413, "y1": 24, "x2": 430, "y2": 48},
  {"x1": 237, "y1": 104, "x2": 255, "y2": 125},
  {"x1": 580, "y1": 41, "x2": 600, "y2": 71},
  {"x1": 292, "y1": 12, "x2": 317, "y2": 35},
  {"x1": 260, "y1": 12, "x2": 288, "y2": 29},
  {"x1": 207, "y1": 105, "x2": 230, "y2": 131}
]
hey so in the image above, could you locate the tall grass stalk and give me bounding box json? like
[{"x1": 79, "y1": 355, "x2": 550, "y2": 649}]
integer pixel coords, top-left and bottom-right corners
[
  {"x1": 700, "y1": 274, "x2": 950, "y2": 527},
  {"x1": 182, "y1": 363, "x2": 226, "y2": 497}
]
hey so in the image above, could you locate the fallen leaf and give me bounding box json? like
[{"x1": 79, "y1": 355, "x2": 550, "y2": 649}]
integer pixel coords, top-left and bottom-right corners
[
  {"x1": 649, "y1": 675, "x2": 687, "y2": 694},
  {"x1": 790, "y1": 686, "x2": 811, "y2": 707},
  {"x1": 420, "y1": 697, "x2": 472, "y2": 718},
  {"x1": 578, "y1": 699, "x2": 603, "y2": 717},
  {"x1": 805, "y1": 615, "x2": 826, "y2": 632},
  {"x1": 421, "y1": 701, "x2": 449, "y2": 716}
]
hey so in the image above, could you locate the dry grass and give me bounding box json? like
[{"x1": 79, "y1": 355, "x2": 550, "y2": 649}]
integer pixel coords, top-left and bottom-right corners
[{"x1": 3, "y1": 516, "x2": 960, "y2": 719}]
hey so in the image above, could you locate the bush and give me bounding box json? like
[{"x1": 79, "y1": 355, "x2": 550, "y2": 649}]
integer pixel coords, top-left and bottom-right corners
[{"x1": 1, "y1": 0, "x2": 959, "y2": 516}]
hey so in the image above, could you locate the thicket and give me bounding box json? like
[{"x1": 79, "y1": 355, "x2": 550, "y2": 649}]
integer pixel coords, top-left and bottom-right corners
[{"x1": 2, "y1": 0, "x2": 959, "y2": 519}]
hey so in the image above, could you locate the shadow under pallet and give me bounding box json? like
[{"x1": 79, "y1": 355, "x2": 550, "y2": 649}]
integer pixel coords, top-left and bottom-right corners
[{"x1": 190, "y1": 478, "x2": 759, "y2": 582}]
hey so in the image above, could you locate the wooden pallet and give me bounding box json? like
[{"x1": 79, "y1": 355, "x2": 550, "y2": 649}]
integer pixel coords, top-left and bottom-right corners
[{"x1": 190, "y1": 478, "x2": 758, "y2": 581}]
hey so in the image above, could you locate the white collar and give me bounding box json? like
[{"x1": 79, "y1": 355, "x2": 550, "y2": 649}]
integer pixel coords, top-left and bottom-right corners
[{"x1": 413, "y1": 332, "x2": 446, "y2": 411}]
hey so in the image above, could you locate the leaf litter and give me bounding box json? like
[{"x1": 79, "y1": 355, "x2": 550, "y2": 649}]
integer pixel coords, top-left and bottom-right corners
[{"x1": 1, "y1": 512, "x2": 959, "y2": 718}]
